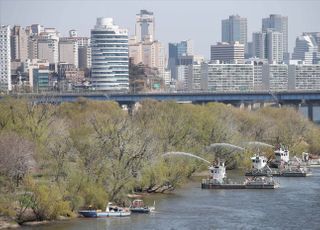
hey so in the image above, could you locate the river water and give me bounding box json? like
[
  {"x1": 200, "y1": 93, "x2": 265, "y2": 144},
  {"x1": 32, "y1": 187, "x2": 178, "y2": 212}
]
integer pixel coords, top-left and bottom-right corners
[{"x1": 23, "y1": 168, "x2": 320, "y2": 230}]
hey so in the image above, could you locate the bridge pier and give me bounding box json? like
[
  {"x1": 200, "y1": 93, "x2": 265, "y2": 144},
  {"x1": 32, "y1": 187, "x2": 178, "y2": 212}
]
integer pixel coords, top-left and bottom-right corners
[{"x1": 297, "y1": 103, "x2": 320, "y2": 123}]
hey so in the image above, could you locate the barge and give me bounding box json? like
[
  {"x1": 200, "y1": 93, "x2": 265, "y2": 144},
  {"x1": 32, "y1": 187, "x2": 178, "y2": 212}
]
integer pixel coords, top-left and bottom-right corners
[
  {"x1": 245, "y1": 151, "x2": 312, "y2": 177},
  {"x1": 201, "y1": 160, "x2": 279, "y2": 190}
]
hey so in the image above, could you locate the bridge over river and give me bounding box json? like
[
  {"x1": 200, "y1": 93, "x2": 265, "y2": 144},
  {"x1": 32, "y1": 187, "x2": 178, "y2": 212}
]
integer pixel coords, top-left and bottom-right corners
[{"x1": 4, "y1": 90, "x2": 320, "y2": 122}]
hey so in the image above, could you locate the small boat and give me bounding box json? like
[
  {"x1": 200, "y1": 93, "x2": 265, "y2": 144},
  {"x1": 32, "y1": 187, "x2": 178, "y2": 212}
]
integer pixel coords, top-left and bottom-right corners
[
  {"x1": 79, "y1": 202, "x2": 131, "y2": 218},
  {"x1": 129, "y1": 199, "x2": 155, "y2": 213},
  {"x1": 78, "y1": 210, "x2": 97, "y2": 218}
]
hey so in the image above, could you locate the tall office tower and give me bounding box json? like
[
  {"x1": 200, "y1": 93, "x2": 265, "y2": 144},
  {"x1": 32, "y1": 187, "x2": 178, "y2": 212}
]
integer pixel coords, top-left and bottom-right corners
[
  {"x1": 135, "y1": 9, "x2": 155, "y2": 42},
  {"x1": 266, "y1": 30, "x2": 283, "y2": 63},
  {"x1": 10, "y1": 26, "x2": 29, "y2": 61},
  {"x1": 252, "y1": 30, "x2": 283, "y2": 63},
  {"x1": 0, "y1": 25, "x2": 12, "y2": 91},
  {"x1": 168, "y1": 40, "x2": 193, "y2": 79},
  {"x1": 304, "y1": 32, "x2": 320, "y2": 52},
  {"x1": 210, "y1": 42, "x2": 245, "y2": 64},
  {"x1": 129, "y1": 10, "x2": 166, "y2": 84},
  {"x1": 262, "y1": 14, "x2": 288, "y2": 58},
  {"x1": 222, "y1": 15, "x2": 247, "y2": 49},
  {"x1": 59, "y1": 38, "x2": 79, "y2": 67},
  {"x1": 91, "y1": 17, "x2": 129, "y2": 91},
  {"x1": 252, "y1": 32, "x2": 266, "y2": 59},
  {"x1": 292, "y1": 34, "x2": 319, "y2": 64}
]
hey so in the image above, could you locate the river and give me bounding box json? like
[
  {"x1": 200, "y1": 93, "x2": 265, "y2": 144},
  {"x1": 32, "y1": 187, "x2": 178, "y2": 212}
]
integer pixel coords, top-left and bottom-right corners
[{"x1": 22, "y1": 168, "x2": 320, "y2": 230}]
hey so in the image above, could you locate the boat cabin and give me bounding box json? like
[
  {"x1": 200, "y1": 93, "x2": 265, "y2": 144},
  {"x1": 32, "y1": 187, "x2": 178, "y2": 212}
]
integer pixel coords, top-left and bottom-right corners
[
  {"x1": 131, "y1": 199, "x2": 145, "y2": 208},
  {"x1": 251, "y1": 155, "x2": 268, "y2": 170},
  {"x1": 209, "y1": 161, "x2": 226, "y2": 183},
  {"x1": 274, "y1": 148, "x2": 289, "y2": 163}
]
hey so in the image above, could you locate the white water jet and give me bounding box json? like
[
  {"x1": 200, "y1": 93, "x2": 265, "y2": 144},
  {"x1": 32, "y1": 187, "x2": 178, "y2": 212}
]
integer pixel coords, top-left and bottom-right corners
[
  {"x1": 245, "y1": 141, "x2": 273, "y2": 148},
  {"x1": 163, "y1": 152, "x2": 211, "y2": 164},
  {"x1": 209, "y1": 143, "x2": 245, "y2": 151}
]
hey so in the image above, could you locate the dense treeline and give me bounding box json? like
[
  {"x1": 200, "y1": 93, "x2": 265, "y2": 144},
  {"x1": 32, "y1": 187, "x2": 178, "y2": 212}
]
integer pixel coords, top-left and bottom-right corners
[{"x1": 0, "y1": 98, "x2": 319, "y2": 223}]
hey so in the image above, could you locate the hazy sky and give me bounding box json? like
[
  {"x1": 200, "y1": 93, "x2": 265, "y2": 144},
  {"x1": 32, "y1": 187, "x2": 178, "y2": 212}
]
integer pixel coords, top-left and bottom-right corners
[{"x1": 1, "y1": 0, "x2": 320, "y2": 58}]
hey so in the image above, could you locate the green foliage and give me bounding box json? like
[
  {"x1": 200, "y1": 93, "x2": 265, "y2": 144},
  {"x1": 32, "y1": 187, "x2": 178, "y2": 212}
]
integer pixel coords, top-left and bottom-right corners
[
  {"x1": 21, "y1": 177, "x2": 72, "y2": 221},
  {"x1": 1, "y1": 97, "x2": 320, "y2": 223}
]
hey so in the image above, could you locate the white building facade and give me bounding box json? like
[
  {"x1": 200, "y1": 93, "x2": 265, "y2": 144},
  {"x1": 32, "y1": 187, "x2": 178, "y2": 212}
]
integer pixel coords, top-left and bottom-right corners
[
  {"x1": 262, "y1": 64, "x2": 288, "y2": 91},
  {"x1": 59, "y1": 38, "x2": 79, "y2": 67},
  {"x1": 0, "y1": 25, "x2": 12, "y2": 91},
  {"x1": 289, "y1": 64, "x2": 320, "y2": 90},
  {"x1": 91, "y1": 17, "x2": 129, "y2": 91},
  {"x1": 202, "y1": 63, "x2": 254, "y2": 92}
]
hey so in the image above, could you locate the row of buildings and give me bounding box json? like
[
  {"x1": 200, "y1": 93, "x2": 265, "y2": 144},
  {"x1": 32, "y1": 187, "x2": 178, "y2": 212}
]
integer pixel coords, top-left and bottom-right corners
[
  {"x1": 1, "y1": 24, "x2": 91, "y2": 92},
  {"x1": 175, "y1": 61, "x2": 320, "y2": 92},
  {"x1": 1, "y1": 11, "x2": 320, "y2": 93}
]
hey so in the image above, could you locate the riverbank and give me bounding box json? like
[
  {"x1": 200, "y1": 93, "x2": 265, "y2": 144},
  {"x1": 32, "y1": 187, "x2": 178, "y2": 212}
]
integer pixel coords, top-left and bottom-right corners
[
  {"x1": 0, "y1": 216, "x2": 74, "y2": 230},
  {"x1": 0, "y1": 217, "x2": 19, "y2": 229},
  {"x1": 19, "y1": 168, "x2": 320, "y2": 230}
]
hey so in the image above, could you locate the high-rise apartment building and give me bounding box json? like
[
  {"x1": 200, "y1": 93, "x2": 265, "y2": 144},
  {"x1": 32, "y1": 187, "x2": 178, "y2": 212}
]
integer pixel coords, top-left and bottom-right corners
[
  {"x1": 135, "y1": 10, "x2": 155, "y2": 42},
  {"x1": 91, "y1": 17, "x2": 129, "y2": 91},
  {"x1": 210, "y1": 42, "x2": 245, "y2": 64},
  {"x1": 35, "y1": 28, "x2": 60, "y2": 64},
  {"x1": 262, "y1": 14, "x2": 288, "y2": 58},
  {"x1": 30, "y1": 24, "x2": 44, "y2": 35},
  {"x1": 129, "y1": 40, "x2": 165, "y2": 72},
  {"x1": 288, "y1": 64, "x2": 320, "y2": 90},
  {"x1": 71, "y1": 36, "x2": 91, "y2": 69},
  {"x1": 37, "y1": 38, "x2": 59, "y2": 64},
  {"x1": 189, "y1": 64, "x2": 202, "y2": 91},
  {"x1": 222, "y1": 15, "x2": 247, "y2": 49},
  {"x1": 0, "y1": 25, "x2": 12, "y2": 91},
  {"x1": 59, "y1": 38, "x2": 79, "y2": 67},
  {"x1": 10, "y1": 25, "x2": 29, "y2": 61},
  {"x1": 262, "y1": 64, "x2": 288, "y2": 91},
  {"x1": 292, "y1": 34, "x2": 319, "y2": 64},
  {"x1": 202, "y1": 63, "x2": 254, "y2": 92}
]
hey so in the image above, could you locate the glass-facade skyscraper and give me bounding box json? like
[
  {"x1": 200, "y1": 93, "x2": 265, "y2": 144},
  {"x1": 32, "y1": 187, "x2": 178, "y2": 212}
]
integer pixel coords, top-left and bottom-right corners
[
  {"x1": 262, "y1": 14, "x2": 288, "y2": 59},
  {"x1": 91, "y1": 18, "x2": 129, "y2": 91},
  {"x1": 221, "y1": 15, "x2": 247, "y2": 48}
]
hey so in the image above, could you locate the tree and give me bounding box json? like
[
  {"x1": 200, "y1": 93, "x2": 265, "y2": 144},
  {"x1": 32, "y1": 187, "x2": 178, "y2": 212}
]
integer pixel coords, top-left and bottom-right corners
[{"x1": 0, "y1": 132, "x2": 34, "y2": 189}]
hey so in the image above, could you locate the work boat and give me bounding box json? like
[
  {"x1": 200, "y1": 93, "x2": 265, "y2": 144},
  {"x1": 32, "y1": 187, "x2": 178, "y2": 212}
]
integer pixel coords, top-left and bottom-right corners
[
  {"x1": 201, "y1": 160, "x2": 279, "y2": 189},
  {"x1": 270, "y1": 147, "x2": 290, "y2": 168},
  {"x1": 302, "y1": 152, "x2": 320, "y2": 167},
  {"x1": 79, "y1": 202, "x2": 131, "y2": 218},
  {"x1": 129, "y1": 199, "x2": 155, "y2": 213},
  {"x1": 245, "y1": 154, "x2": 273, "y2": 176}
]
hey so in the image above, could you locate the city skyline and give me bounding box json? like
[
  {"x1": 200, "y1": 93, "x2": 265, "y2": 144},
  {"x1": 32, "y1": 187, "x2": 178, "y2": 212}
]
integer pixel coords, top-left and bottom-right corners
[{"x1": 1, "y1": 0, "x2": 320, "y2": 58}]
